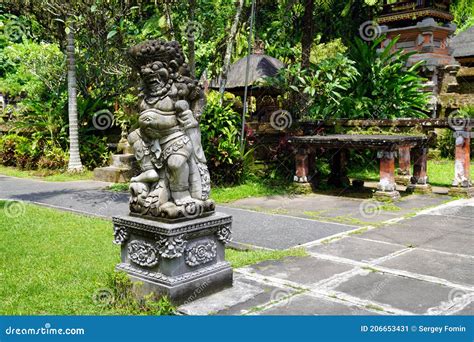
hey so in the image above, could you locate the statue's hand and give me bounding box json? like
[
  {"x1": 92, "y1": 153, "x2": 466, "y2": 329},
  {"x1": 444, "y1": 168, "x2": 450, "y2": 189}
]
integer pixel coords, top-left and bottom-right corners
[{"x1": 178, "y1": 109, "x2": 198, "y2": 129}]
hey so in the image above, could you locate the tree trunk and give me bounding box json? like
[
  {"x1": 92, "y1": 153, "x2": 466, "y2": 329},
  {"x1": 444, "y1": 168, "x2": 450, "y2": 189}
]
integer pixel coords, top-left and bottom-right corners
[
  {"x1": 219, "y1": 0, "x2": 244, "y2": 104},
  {"x1": 165, "y1": 3, "x2": 175, "y2": 40},
  {"x1": 66, "y1": 22, "x2": 83, "y2": 172},
  {"x1": 187, "y1": 0, "x2": 196, "y2": 78},
  {"x1": 301, "y1": 0, "x2": 314, "y2": 68}
]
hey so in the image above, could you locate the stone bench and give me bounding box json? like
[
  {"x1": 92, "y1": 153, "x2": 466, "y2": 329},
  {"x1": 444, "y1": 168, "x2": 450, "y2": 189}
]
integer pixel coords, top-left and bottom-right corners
[{"x1": 288, "y1": 134, "x2": 431, "y2": 201}]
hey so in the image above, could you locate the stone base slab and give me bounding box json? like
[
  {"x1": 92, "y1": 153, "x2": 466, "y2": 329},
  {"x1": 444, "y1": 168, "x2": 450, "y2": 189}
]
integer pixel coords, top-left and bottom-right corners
[
  {"x1": 117, "y1": 261, "x2": 233, "y2": 305},
  {"x1": 406, "y1": 184, "x2": 433, "y2": 194},
  {"x1": 395, "y1": 175, "x2": 411, "y2": 186},
  {"x1": 448, "y1": 187, "x2": 474, "y2": 198},
  {"x1": 112, "y1": 212, "x2": 233, "y2": 305},
  {"x1": 373, "y1": 190, "x2": 401, "y2": 202}
]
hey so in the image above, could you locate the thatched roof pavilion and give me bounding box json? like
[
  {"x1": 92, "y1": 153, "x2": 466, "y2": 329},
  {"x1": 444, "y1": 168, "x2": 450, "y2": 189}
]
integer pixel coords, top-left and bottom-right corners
[
  {"x1": 451, "y1": 26, "x2": 474, "y2": 66},
  {"x1": 209, "y1": 54, "x2": 285, "y2": 97}
]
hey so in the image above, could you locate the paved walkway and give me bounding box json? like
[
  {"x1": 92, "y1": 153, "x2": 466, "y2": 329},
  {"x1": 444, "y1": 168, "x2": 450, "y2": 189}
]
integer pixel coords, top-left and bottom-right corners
[
  {"x1": 181, "y1": 199, "x2": 474, "y2": 315},
  {"x1": 1, "y1": 174, "x2": 473, "y2": 315},
  {"x1": 0, "y1": 175, "x2": 452, "y2": 249}
]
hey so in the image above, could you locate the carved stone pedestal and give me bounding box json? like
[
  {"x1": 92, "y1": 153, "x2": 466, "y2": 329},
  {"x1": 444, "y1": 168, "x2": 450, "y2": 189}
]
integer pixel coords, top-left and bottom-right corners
[{"x1": 112, "y1": 212, "x2": 233, "y2": 305}]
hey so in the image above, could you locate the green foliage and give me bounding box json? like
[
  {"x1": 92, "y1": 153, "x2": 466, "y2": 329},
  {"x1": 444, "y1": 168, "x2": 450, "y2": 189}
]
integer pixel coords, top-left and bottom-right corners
[
  {"x1": 200, "y1": 91, "x2": 245, "y2": 185},
  {"x1": 80, "y1": 135, "x2": 110, "y2": 170},
  {"x1": 104, "y1": 271, "x2": 176, "y2": 315},
  {"x1": 0, "y1": 40, "x2": 65, "y2": 99},
  {"x1": 226, "y1": 247, "x2": 307, "y2": 269},
  {"x1": 452, "y1": 0, "x2": 474, "y2": 32},
  {"x1": 438, "y1": 106, "x2": 474, "y2": 158},
  {"x1": 347, "y1": 36, "x2": 429, "y2": 119},
  {"x1": 0, "y1": 134, "x2": 34, "y2": 168},
  {"x1": 269, "y1": 47, "x2": 359, "y2": 119},
  {"x1": 270, "y1": 36, "x2": 429, "y2": 120}
]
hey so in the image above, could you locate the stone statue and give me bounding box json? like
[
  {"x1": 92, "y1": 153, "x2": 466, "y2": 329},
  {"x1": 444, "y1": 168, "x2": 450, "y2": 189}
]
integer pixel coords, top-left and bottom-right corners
[{"x1": 127, "y1": 40, "x2": 214, "y2": 220}]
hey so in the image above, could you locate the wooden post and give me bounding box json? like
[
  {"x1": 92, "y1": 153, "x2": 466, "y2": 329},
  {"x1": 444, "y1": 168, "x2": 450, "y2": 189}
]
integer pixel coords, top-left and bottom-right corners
[
  {"x1": 374, "y1": 151, "x2": 400, "y2": 201},
  {"x1": 448, "y1": 130, "x2": 473, "y2": 197},
  {"x1": 395, "y1": 146, "x2": 411, "y2": 185},
  {"x1": 407, "y1": 146, "x2": 432, "y2": 193}
]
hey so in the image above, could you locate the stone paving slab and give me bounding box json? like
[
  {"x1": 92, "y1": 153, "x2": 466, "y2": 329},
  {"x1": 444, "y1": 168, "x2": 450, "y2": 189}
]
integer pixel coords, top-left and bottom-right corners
[
  {"x1": 226, "y1": 193, "x2": 452, "y2": 226},
  {"x1": 379, "y1": 249, "x2": 474, "y2": 286},
  {"x1": 454, "y1": 302, "x2": 474, "y2": 315},
  {"x1": 221, "y1": 207, "x2": 356, "y2": 250},
  {"x1": 334, "y1": 272, "x2": 457, "y2": 314},
  {"x1": 178, "y1": 273, "x2": 299, "y2": 316},
  {"x1": 245, "y1": 256, "x2": 354, "y2": 286},
  {"x1": 359, "y1": 215, "x2": 473, "y2": 254},
  {"x1": 254, "y1": 293, "x2": 379, "y2": 316},
  {"x1": 308, "y1": 237, "x2": 406, "y2": 263}
]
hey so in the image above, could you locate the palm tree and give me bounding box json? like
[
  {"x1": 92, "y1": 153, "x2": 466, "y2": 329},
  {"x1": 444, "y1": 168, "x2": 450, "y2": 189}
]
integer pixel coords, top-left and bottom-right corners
[{"x1": 66, "y1": 20, "x2": 83, "y2": 172}]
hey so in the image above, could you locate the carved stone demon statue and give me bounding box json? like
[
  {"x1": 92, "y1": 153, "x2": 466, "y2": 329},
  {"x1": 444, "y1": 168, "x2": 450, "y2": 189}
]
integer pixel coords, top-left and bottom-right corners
[{"x1": 127, "y1": 40, "x2": 214, "y2": 220}]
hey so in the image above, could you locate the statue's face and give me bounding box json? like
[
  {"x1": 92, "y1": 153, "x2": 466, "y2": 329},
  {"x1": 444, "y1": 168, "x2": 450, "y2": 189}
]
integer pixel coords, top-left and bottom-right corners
[{"x1": 140, "y1": 61, "x2": 170, "y2": 97}]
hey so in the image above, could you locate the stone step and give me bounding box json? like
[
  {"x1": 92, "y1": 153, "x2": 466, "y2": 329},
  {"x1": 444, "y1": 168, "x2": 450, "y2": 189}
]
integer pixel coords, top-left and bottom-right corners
[
  {"x1": 110, "y1": 154, "x2": 136, "y2": 168},
  {"x1": 94, "y1": 166, "x2": 134, "y2": 183}
]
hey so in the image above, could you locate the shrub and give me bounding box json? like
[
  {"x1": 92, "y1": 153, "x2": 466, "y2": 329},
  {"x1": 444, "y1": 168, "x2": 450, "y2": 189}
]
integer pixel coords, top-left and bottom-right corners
[
  {"x1": 200, "y1": 91, "x2": 245, "y2": 185},
  {"x1": 80, "y1": 135, "x2": 111, "y2": 170},
  {"x1": 0, "y1": 133, "x2": 38, "y2": 169}
]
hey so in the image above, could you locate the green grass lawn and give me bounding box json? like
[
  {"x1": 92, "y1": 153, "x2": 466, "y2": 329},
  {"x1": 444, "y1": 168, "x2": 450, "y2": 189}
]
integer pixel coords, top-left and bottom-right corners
[
  {"x1": 0, "y1": 165, "x2": 93, "y2": 182},
  {"x1": 348, "y1": 159, "x2": 474, "y2": 188},
  {"x1": 0, "y1": 200, "x2": 305, "y2": 315}
]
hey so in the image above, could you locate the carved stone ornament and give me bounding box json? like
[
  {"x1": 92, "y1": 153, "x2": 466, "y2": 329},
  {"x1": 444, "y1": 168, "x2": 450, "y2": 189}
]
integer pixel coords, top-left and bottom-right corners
[
  {"x1": 157, "y1": 234, "x2": 187, "y2": 259},
  {"x1": 185, "y1": 241, "x2": 217, "y2": 267},
  {"x1": 113, "y1": 226, "x2": 130, "y2": 245},
  {"x1": 216, "y1": 224, "x2": 232, "y2": 244},
  {"x1": 128, "y1": 240, "x2": 159, "y2": 267}
]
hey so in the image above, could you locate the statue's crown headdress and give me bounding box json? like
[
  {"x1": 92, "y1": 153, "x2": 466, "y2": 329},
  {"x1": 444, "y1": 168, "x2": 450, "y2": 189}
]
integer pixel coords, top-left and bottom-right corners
[{"x1": 129, "y1": 39, "x2": 185, "y2": 69}]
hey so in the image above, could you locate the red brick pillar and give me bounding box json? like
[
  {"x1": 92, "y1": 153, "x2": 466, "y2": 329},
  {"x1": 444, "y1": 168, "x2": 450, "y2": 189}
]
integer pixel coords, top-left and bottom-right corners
[
  {"x1": 448, "y1": 130, "x2": 473, "y2": 197},
  {"x1": 374, "y1": 151, "x2": 400, "y2": 201},
  {"x1": 395, "y1": 146, "x2": 411, "y2": 185},
  {"x1": 407, "y1": 146, "x2": 432, "y2": 194}
]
